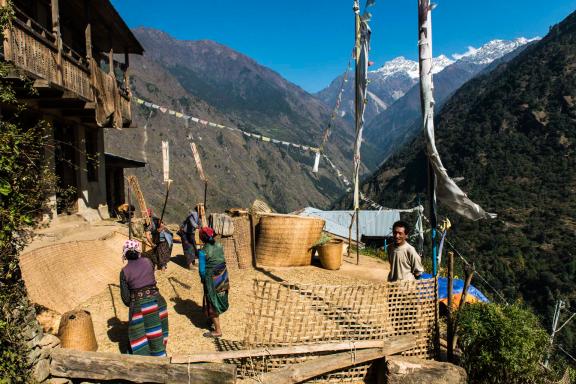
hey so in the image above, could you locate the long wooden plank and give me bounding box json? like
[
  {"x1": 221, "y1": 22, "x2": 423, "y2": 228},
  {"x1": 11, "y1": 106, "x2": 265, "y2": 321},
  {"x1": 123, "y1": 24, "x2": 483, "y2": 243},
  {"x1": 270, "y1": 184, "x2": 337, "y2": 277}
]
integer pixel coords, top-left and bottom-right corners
[
  {"x1": 50, "y1": 349, "x2": 236, "y2": 384},
  {"x1": 127, "y1": 175, "x2": 150, "y2": 226},
  {"x1": 171, "y1": 338, "x2": 400, "y2": 364},
  {"x1": 252, "y1": 335, "x2": 415, "y2": 384}
]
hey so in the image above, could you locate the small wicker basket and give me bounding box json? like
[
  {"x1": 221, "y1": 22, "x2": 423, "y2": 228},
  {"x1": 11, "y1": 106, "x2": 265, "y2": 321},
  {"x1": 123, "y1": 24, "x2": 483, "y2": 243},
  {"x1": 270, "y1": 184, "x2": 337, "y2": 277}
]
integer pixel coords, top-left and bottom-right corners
[
  {"x1": 317, "y1": 239, "x2": 344, "y2": 270},
  {"x1": 58, "y1": 309, "x2": 98, "y2": 351}
]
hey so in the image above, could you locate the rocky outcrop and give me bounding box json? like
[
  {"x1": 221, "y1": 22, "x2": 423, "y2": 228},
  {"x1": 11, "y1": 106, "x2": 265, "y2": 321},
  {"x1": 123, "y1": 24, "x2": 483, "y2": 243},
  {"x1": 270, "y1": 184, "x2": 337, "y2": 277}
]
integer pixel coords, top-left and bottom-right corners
[{"x1": 385, "y1": 356, "x2": 467, "y2": 384}]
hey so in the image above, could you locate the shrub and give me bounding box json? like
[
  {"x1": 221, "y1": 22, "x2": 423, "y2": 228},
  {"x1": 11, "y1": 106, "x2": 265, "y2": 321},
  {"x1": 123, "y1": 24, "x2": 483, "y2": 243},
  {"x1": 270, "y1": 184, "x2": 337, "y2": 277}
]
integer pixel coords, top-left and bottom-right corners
[{"x1": 457, "y1": 302, "x2": 549, "y2": 384}]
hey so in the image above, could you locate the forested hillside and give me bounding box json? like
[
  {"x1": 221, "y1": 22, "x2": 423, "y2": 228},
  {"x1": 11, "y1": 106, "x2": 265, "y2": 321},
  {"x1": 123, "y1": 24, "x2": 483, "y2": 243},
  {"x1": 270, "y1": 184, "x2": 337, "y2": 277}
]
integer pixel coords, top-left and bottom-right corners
[{"x1": 357, "y1": 11, "x2": 576, "y2": 353}]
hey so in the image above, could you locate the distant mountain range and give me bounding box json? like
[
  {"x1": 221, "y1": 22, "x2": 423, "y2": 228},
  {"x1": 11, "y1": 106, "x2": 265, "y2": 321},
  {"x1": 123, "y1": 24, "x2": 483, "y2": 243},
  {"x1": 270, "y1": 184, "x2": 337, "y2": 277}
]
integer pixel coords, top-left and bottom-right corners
[
  {"x1": 316, "y1": 38, "x2": 537, "y2": 166},
  {"x1": 105, "y1": 28, "x2": 379, "y2": 220},
  {"x1": 350, "y1": 11, "x2": 576, "y2": 354},
  {"x1": 317, "y1": 38, "x2": 534, "y2": 125}
]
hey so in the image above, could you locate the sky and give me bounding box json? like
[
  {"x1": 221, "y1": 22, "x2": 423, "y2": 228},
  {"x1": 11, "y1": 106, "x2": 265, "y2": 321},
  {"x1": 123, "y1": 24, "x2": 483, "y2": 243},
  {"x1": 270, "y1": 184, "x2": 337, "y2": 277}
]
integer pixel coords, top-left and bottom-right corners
[{"x1": 111, "y1": 0, "x2": 576, "y2": 93}]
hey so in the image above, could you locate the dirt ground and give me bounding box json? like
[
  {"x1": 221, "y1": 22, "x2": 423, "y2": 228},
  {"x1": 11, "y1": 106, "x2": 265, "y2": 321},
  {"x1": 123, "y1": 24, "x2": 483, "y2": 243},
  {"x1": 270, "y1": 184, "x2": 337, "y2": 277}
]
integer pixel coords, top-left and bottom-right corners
[{"x1": 80, "y1": 247, "x2": 390, "y2": 357}]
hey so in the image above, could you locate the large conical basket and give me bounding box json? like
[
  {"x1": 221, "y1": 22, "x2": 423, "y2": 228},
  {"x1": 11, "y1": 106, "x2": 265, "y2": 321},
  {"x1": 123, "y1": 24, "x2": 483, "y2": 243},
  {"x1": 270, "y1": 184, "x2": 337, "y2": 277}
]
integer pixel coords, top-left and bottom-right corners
[
  {"x1": 57, "y1": 309, "x2": 98, "y2": 351},
  {"x1": 317, "y1": 239, "x2": 344, "y2": 270},
  {"x1": 256, "y1": 213, "x2": 325, "y2": 267}
]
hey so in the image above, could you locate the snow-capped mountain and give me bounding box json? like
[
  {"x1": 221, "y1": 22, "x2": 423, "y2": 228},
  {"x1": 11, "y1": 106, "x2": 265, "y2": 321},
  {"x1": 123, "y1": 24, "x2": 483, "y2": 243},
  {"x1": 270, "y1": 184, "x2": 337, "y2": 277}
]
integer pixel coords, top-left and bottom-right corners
[
  {"x1": 452, "y1": 37, "x2": 539, "y2": 65},
  {"x1": 316, "y1": 54, "x2": 454, "y2": 123},
  {"x1": 315, "y1": 37, "x2": 537, "y2": 130},
  {"x1": 372, "y1": 55, "x2": 454, "y2": 80},
  {"x1": 362, "y1": 36, "x2": 539, "y2": 167}
]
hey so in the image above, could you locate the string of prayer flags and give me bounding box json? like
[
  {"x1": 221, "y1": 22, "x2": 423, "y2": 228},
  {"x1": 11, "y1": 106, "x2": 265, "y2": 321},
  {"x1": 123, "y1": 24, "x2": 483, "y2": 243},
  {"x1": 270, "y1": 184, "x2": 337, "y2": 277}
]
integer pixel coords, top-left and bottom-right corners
[{"x1": 135, "y1": 97, "x2": 319, "y2": 154}]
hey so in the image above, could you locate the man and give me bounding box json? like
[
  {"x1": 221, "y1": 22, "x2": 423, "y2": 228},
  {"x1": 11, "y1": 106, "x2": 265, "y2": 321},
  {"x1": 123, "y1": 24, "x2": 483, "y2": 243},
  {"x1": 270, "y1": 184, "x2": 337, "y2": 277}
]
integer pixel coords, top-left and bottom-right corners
[
  {"x1": 387, "y1": 220, "x2": 424, "y2": 282},
  {"x1": 178, "y1": 208, "x2": 199, "y2": 268}
]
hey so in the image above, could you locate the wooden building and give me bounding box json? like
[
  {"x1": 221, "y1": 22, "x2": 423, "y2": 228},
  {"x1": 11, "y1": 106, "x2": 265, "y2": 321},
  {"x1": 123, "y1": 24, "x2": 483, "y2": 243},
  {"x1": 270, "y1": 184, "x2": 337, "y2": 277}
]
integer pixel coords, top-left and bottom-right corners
[{"x1": 0, "y1": 0, "x2": 143, "y2": 220}]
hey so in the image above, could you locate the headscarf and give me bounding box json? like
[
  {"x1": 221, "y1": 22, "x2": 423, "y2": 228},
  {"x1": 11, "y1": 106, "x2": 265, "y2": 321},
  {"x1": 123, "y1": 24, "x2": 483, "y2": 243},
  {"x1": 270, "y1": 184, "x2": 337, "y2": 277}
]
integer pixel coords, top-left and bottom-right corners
[
  {"x1": 199, "y1": 227, "x2": 215, "y2": 243},
  {"x1": 122, "y1": 239, "x2": 142, "y2": 259}
]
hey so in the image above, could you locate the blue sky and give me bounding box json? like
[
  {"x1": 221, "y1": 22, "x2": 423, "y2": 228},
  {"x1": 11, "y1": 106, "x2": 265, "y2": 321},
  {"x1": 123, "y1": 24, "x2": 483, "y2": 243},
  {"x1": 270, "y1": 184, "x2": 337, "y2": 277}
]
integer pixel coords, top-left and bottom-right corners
[{"x1": 111, "y1": 0, "x2": 576, "y2": 93}]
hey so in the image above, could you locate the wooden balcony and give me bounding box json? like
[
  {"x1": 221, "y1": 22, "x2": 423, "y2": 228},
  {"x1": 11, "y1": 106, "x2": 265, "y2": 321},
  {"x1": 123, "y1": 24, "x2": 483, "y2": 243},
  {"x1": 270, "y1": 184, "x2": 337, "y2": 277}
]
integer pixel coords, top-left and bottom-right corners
[{"x1": 1, "y1": 6, "x2": 132, "y2": 128}]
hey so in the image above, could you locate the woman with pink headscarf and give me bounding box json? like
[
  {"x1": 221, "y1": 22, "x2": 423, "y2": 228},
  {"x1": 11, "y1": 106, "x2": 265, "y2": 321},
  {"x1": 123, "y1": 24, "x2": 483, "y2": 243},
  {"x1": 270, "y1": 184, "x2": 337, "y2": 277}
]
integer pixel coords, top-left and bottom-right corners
[{"x1": 120, "y1": 240, "x2": 169, "y2": 356}]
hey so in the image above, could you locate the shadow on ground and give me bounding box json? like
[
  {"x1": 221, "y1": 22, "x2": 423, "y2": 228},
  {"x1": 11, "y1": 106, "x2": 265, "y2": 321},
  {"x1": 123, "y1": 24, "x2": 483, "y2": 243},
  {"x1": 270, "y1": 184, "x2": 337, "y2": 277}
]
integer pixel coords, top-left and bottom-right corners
[{"x1": 168, "y1": 277, "x2": 210, "y2": 330}]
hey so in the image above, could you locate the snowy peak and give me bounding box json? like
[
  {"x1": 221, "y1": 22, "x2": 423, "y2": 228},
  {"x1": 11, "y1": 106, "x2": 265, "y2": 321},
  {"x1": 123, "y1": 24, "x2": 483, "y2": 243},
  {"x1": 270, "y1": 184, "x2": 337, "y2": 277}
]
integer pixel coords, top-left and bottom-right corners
[
  {"x1": 452, "y1": 37, "x2": 539, "y2": 65},
  {"x1": 372, "y1": 56, "x2": 419, "y2": 78},
  {"x1": 371, "y1": 55, "x2": 454, "y2": 80}
]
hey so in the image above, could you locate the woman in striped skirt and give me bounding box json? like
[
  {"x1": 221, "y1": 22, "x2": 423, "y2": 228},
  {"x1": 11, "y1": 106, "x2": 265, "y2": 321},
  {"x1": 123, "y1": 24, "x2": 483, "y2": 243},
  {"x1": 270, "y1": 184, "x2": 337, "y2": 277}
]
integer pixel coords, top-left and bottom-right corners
[{"x1": 120, "y1": 240, "x2": 169, "y2": 356}]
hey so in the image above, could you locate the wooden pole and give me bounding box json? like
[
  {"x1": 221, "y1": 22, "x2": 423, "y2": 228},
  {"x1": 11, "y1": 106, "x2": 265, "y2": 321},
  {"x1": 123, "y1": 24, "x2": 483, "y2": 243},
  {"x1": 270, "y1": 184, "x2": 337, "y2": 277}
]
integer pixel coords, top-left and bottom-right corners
[
  {"x1": 452, "y1": 262, "x2": 475, "y2": 353},
  {"x1": 127, "y1": 183, "x2": 132, "y2": 239},
  {"x1": 418, "y1": 0, "x2": 441, "y2": 358},
  {"x1": 51, "y1": 0, "x2": 63, "y2": 85},
  {"x1": 347, "y1": 211, "x2": 355, "y2": 258},
  {"x1": 159, "y1": 180, "x2": 171, "y2": 224},
  {"x1": 84, "y1": 0, "x2": 92, "y2": 60},
  {"x1": 356, "y1": 208, "x2": 360, "y2": 265},
  {"x1": 252, "y1": 336, "x2": 415, "y2": 384},
  {"x1": 124, "y1": 51, "x2": 130, "y2": 94},
  {"x1": 171, "y1": 336, "x2": 414, "y2": 364},
  {"x1": 49, "y1": 349, "x2": 236, "y2": 384},
  {"x1": 447, "y1": 250, "x2": 454, "y2": 362},
  {"x1": 204, "y1": 181, "x2": 208, "y2": 216}
]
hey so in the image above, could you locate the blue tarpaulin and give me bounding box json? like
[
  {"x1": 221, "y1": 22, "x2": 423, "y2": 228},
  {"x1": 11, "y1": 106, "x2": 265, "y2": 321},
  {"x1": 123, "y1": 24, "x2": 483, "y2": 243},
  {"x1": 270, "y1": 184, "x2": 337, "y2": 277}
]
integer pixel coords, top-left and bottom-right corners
[{"x1": 421, "y1": 273, "x2": 489, "y2": 303}]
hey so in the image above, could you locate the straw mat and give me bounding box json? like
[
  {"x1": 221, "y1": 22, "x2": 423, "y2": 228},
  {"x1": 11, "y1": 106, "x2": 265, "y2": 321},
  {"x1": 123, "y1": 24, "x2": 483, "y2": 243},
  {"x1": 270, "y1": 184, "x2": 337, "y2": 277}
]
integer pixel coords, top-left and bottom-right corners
[{"x1": 19, "y1": 232, "x2": 128, "y2": 314}]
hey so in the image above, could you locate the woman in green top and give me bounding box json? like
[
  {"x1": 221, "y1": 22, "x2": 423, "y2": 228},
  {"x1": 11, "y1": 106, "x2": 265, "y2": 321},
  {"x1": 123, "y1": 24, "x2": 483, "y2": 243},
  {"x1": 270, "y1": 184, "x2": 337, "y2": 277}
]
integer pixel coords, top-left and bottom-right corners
[{"x1": 198, "y1": 227, "x2": 229, "y2": 338}]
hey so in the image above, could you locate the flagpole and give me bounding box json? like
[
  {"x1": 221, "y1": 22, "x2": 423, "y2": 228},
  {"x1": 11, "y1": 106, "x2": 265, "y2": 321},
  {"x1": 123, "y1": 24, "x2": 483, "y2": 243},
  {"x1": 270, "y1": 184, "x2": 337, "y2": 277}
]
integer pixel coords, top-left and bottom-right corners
[
  {"x1": 353, "y1": 0, "x2": 360, "y2": 265},
  {"x1": 418, "y1": 0, "x2": 441, "y2": 359},
  {"x1": 418, "y1": 0, "x2": 438, "y2": 276}
]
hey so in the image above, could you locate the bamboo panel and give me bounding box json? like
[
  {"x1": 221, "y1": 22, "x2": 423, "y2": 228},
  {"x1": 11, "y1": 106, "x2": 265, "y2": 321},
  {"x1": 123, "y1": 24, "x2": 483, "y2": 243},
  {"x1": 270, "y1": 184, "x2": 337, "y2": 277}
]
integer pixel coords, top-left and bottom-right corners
[
  {"x1": 240, "y1": 279, "x2": 436, "y2": 382},
  {"x1": 232, "y1": 216, "x2": 252, "y2": 269},
  {"x1": 62, "y1": 56, "x2": 91, "y2": 99},
  {"x1": 218, "y1": 236, "x2": 239, "y2": 270},
  {"x1": 256, "y1": 213, "x2": 325, "y2": 267},
  {"x1": 7, "y1": 24, "x2": 58, "y2": 83}
]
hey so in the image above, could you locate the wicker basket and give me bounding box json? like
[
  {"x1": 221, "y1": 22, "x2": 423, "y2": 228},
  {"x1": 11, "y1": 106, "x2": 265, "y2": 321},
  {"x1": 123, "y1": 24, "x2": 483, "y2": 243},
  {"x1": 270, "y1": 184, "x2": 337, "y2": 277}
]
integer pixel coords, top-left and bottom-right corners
[
  {"x1": 58, "y1": 309, "x2": 98, "y2": 351},
  {"x1": 317, "y1": 239, "x2": 344, "y2": 270},
  {"x1": 256, "y1": 213, "x2": 325, "y2": 267}
]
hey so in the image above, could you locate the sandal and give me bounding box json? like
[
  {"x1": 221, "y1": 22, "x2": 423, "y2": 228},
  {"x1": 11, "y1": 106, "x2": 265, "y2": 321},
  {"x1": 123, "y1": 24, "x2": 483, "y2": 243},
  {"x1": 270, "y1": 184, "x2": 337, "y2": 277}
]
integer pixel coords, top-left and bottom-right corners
[{"x1": 203, "y1": 331, "x2": 222, "y2": 338}]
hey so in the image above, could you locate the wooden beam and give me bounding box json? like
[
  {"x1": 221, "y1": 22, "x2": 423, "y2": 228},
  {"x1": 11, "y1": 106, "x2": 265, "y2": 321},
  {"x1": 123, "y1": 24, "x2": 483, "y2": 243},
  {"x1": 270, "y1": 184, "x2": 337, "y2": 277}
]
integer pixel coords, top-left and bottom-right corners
[
  {"x1": 51, "y1": 0, "x2": 63, "y2": 85},
  {"x1": 50, "y1": 349, "x2": 236, "y2": 384},
  {"x1": 84, "y1": 0, "x2": 92, "y2": 60},
  {"x1": 251, "y1": 335, "x2": 415, "y2": 384},
  {"x1": 171, "y1": 337, "x2": 412, "y2": 364}
]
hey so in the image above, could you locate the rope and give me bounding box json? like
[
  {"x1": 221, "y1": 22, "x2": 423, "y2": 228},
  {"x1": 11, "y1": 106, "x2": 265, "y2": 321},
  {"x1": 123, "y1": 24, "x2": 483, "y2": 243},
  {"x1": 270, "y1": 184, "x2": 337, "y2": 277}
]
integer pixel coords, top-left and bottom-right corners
[{"x1": 318, "y1": 56, "x2": 353, "y2": 153}]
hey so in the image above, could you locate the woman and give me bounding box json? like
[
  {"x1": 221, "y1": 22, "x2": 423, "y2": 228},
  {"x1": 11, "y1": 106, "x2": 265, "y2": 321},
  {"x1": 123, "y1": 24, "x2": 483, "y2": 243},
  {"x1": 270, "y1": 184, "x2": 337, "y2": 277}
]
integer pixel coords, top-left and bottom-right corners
[
  {"x1": 120, "y1": 239, "x2": 169, "y2": 356},
  {"x1": 144, "y1": 208, "x2": 173, "y2": 270},
  {"x1": 177, "y1": 208, "x2": 199, "y2": 269},
  {"x1": 198, "y1": 227, "x2": 230, "y2": 338}
]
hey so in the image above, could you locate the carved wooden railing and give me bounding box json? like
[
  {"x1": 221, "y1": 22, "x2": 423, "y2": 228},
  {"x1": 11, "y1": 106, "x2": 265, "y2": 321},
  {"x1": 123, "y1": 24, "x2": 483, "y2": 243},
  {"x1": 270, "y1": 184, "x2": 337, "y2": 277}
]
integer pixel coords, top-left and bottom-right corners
[{"x1": 2, "y1": 6, "x2": 132, "y2": 125}]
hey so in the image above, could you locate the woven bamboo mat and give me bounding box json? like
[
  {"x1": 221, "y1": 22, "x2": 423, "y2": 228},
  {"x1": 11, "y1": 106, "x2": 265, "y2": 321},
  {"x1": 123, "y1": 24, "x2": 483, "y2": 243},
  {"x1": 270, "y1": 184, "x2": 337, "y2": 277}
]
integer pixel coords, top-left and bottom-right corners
[{"x1": 19, "y1": 232, "x2": 128, "y2": 314}]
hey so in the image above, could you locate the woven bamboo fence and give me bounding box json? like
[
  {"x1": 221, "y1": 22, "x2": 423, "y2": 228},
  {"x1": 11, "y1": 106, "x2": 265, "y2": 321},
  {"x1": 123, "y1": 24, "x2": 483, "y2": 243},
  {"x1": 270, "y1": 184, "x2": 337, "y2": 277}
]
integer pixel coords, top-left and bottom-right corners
[{"x1": 239, "y1": 278, "x2": 437, "y2": 382}]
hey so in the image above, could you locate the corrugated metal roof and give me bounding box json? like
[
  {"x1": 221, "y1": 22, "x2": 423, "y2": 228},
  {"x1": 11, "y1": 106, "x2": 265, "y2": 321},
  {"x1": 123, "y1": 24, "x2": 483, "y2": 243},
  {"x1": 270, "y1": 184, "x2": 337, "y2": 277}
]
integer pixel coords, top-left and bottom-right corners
[{"x1": 299, "y1": 207, "x2": 401, "y2": 241}]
